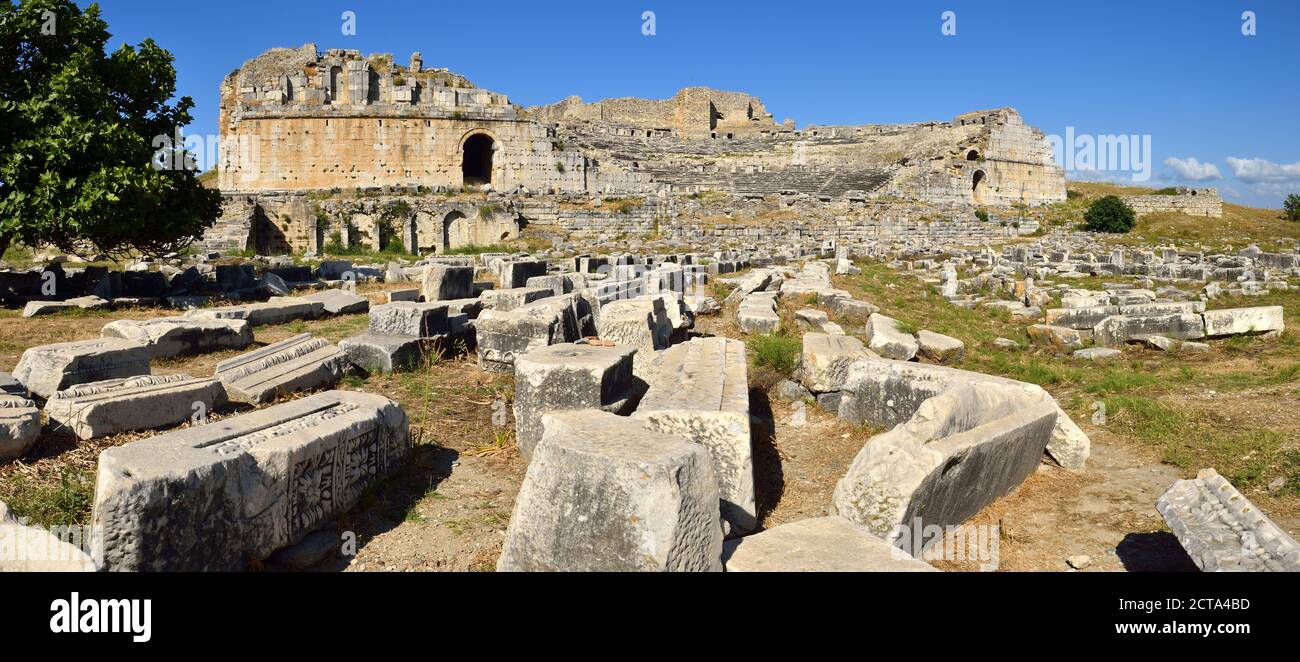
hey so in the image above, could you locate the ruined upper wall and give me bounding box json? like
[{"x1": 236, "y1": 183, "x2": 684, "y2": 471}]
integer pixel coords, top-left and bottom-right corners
[
  {"x1": 527, "y1": 87, "x2": 778, "y2": 139},
  {"x1": 220, "y1": 43, "x2": 514, "y2": 120}
]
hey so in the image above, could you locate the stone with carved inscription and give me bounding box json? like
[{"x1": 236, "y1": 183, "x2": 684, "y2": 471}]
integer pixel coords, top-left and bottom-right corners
[
  {"x1": 1156, "y1": 468, "x2": 1300, "y2": 572},
  {"x1": 92, "y1": 390, "x2": 410, "y2": 571}
]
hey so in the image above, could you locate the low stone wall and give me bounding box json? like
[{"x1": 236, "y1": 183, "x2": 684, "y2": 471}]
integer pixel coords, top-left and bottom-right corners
[{"x1": 1124, "y1": 189, "x2": 1222, "y2": 217}]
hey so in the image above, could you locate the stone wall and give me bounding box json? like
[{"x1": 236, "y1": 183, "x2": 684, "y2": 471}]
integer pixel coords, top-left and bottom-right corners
[{"x1": 1124, "y1": 188, "x2": 1223, "y2": 217}]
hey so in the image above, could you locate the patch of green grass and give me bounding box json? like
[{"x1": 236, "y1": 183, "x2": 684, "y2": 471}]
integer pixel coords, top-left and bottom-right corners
[
  {"x1": 443, "y1": 243, "x2": 510, "y2": 255},
  {"x1": 0, "y1": 470, "x2": 95, "y2": 528},
  {"x1": 1083, "y1": 368, "x2": 1162, "y2": 395},
  {"x1": 746, "y1": 332, "x2": 801, "y2": 377}
]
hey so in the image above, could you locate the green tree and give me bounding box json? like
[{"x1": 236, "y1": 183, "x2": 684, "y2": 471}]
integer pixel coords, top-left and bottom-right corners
[
  {"x1": 1082, "y1": 195, "x2": 1136, "y2": 233},
  {"x1": 0, "y1": 0, "x2": 221, "y2": 259},
  {"x1": 1284, "y1": 194, "x2": 1300, "y2": 222}
]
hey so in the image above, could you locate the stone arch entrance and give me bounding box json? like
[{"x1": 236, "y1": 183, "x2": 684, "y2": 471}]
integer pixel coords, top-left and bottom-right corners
[
  {"x1": 443, "y1": 210, "x2": 469, "y2": 251},
  {"x1": 972, "y1": 169, "x2": 987, "y2": 204},
  {"x1": 461, "y1": 133, "x2": 495, "y2": 186}
]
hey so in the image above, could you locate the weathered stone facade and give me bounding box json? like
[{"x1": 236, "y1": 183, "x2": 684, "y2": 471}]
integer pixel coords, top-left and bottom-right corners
[{"x1": 211, "y1": 45, "x2": 1065, "y2": 254}]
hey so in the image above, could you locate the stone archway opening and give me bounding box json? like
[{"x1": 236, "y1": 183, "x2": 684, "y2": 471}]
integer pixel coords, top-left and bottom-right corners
[
  {"x1": 972, "y1": 169, "x2": 987, "y2": 204},
  {"x1": 966, "y1": 149, "x2": 980, "y2": 160},
  {"x1": 462, "y1": 134, "x2": 494, "y2": 186},
  {"x1": 443, "y1": 210, "x2": 469, "y2": 251}
]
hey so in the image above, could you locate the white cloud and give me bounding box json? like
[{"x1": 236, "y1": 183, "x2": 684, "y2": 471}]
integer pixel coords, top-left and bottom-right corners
[
  {"x1": 1225, "y1": 156, "x2": 1300, "y2": 184},
  {"x1": 1162, "y1": 156, "x2": 1221, "y2": 181}
]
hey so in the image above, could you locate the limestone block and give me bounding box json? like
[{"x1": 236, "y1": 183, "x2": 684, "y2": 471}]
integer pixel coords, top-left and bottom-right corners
[
  {"x1": 368, "y1": 301, "x2": 449, "y2": 337},
  {"x1": 1093, "y1": 313, "x2": 1205, "y2": 346},
  {"x1": 596, "y1": 298, "x2": 669, "y2": 376},
  {"x1": 185, "y1": 297, "x2": 324, "y2": 326},
  {"x1": 0, "y1": 395, "x2": 42, "y2": 462},
  {"x1": 302, "y1": 288, "x2": 369, "y2": 315},
  {"x1": 339, "y1": 333, "x2": 424, "y2": 374},
  {"x1": 1074, "y1": 347, "x2": 1122, "y2": 361},
  {"x1": 829, "y1": 297, "x2": 879, "y2": 319},
  {"x1": 1201, "y1": 306, "x2": 1284, "y2": 338},
  {"x1": 1026, "y1": 324, "x2": 1084, "y2": 352},
  {"x1": 513, "y1": 344, "x2": 639, "y2": 461},
  {"x1": 13, "y1": 338, "x2": 151, "y2": 400},
  {"x1": 92, "y1": 390, "x2": 409, "y2": 571},
  {"x1": 722, "y1": 516, "x2": 936, "y2": 572},
  {"x1": 836, "y1": 357, "x2": 1090, "y2": 471},
  {"x1": 800, "y1": 332, "x2": 873, "y2": 393},
  {"x1": 831, "y1": 382, "x2": 1056, "y2": 552},
  {"x1": 1156, "y1": 469, "x2": 1300, "y2": 571},
  {"x1": 101, "y1": 316, "x2": 253, "y2": 358},
  {"x1": 915, "y1": 330, "x2": 965, "y2": 364},
  {"x1": 633, "y1": 337, "x2": 754, "y2": 535},
  {"x1": 420, "y1": 265, "x2": 475, "y2": 301},
  {"x1": 480, "y1": 286, "x2": 552, "y2": 312},
  {"x1": 386, "y1": 288, "x2": 420, "y2": 303},
  {"x1": 215, "y1": 333, "x2": 349, "y2": 403},
  {"x1": 475, "y1": 295, "x2": 579, "y2": 373},
  {"x1": 497, "y1": 260, "x2": 547, "y2": 289},
  {"x1": 497, "y1": 410, "x2": 723, "y2": 572},
  {"x1": 736, "y1": 291, "x2": 780, "y2": 334},
  {"x1": 44, "y1": 374, "x2": 227, "y2": 440},
  {"x1": 865, "y1": 313, "x2": 919, "y2": 361}
]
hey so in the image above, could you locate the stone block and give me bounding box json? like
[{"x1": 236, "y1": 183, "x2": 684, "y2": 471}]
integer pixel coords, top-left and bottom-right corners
[
  {"x1": 368, "y1": 301, "x2": 449, "y2": 337},
  {"x1": 185, "y1": 297, "x2": 324, "y2": 326},
  {"x1": 302, "y1": 288, "x2": 369, "y2": 315},
  {"x1": 1093, "y1": 313, "x2": 1205, "y2": 346},
  {"x1": 513, "y1": 344, "x2": 639, "y2": 461},
  {"x1": 0, "y1": 395, "x2": 41, "y2": 462},
  {"x1": 215, "y1": 333, "x2": 349, "y2": 404},
  {"x1": 44, "y1": 374, "x2": 226, "y2": 439},
  {"x1": 420, "y1": 265, "x2": 475, "y2": 301},
  {"x1": 722, "y1": 516, "x2": 936, "y2": 572},
  {"x1": 1156, "y1": 469, "x2": 1300, "y2": 571},
  {"x1": 915, "y1": 330, "x2": 965, "y2": 364},
  {"x1": 865, "y1": 313, "x2": 919, "y2": 361},
  {"x1": 480, "y1": 286, "x2": 551, "y2": 312},
  {"x1": 339, "y1": 333, "x2": 424, "y2": 374},
  {"x1": 800, "y1": 332, "x2": 873, "y2": 393},
  {"x1": 496, "y1": 410, "x2": 722, "y2": 572},
  {"x1": 832, "y1": 381, "x2": 1057, "y2": 553},
  {"x1": 1201, "y1": 306, "x2": 1284, "y2": 338},
  {"x1": 1026, "y1": 324, "x2": 1084, "y2": 352},
  {"x1": 92, "y1": 390, "x2": 409, "y2": 571},
  {"x1": 633, "y1": 337, "x2": 754, "y2": 535},
  {"x1": 475, "y1": 295, "x2": 579, "y2": 373},
  {"x1": 13, "y1": 338, "x2": 151, "y2": 400},
  {"x1": 101, "y1": 316, "x2": 252, "y2": 358}
]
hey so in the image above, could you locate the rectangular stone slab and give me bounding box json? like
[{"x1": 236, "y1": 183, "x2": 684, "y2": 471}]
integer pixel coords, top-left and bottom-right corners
[
  {"x1": 302, "y1": 289, "x2": 370, "y2": 315},
  {"x1": 339, "y1": 333, "x2": 424, "y2": 373},
  {"x1": 475, "y1": 295, "x2": 578, "y2": 373},
  {"x1": 13, "y1": 338, "x2": 152, "y2": 400},
  {"x1": 633, "y1": 337, "x2": 755, "y2": 535},
  {"x1": 185, "y1": 297, "x2": 324, "y2": 326},
  {"x1": 91, "y1": 390, "x2": 409, "y2": 571},
  {"x1": 215, "y1": 333, "x2": 349, "y2": 403},
  {"x1": 1156, "y1": 468, "x2": 1300, "y2": 571},
  {"x1": 1201, "y1": 306, "x2": 1284, "y2": 337},
  {"x1": 368, "y1": 301, "x2": 450, "y2": 337},
  {"x1": 101, "y1": 316, "x2": 253, "y2": 358},
  {"x1": 44, "y1": 374, "x2": 227, "y2": 439}
]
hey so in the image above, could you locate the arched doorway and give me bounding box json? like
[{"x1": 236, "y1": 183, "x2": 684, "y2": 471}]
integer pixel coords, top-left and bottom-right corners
[
  {"x1": 972, "y1": 169, "x2": 987, "y2": 204},
  {"x1": 966, "y1": 149, "x2": 980, "y2": 160},
  {"x1": 443, "y1": 211, "x2": 469, "y2": 251},
  {"x1": 461, "y1": 134, "x2": 494, "y2": 186}
]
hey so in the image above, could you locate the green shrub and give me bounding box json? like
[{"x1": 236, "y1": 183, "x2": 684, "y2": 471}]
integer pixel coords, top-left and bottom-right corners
[
  {"x1": 1066, "y1": 189, "x2": 1082, "y2": 200},
  {"x1": 1284, "y1": 193, "x2": 1300, "y2": 222},
  {"x1": 975, "y1": 209, "x2": 989, "y2": 222},
  {"x1": 746, "y1": 332, "x2": 801, "y2": 377},
  {"x1": 1152, "y1": 187, "x2": 1180, "y2": 196},
  {"x1": 1082, "y1": 195, "x2": 1136, "y2": 233}
]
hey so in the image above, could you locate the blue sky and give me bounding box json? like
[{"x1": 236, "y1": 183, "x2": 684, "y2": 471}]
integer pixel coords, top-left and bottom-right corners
[{"x1": 94, "y1": 0, "x2": 1300, "y2": 208}]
